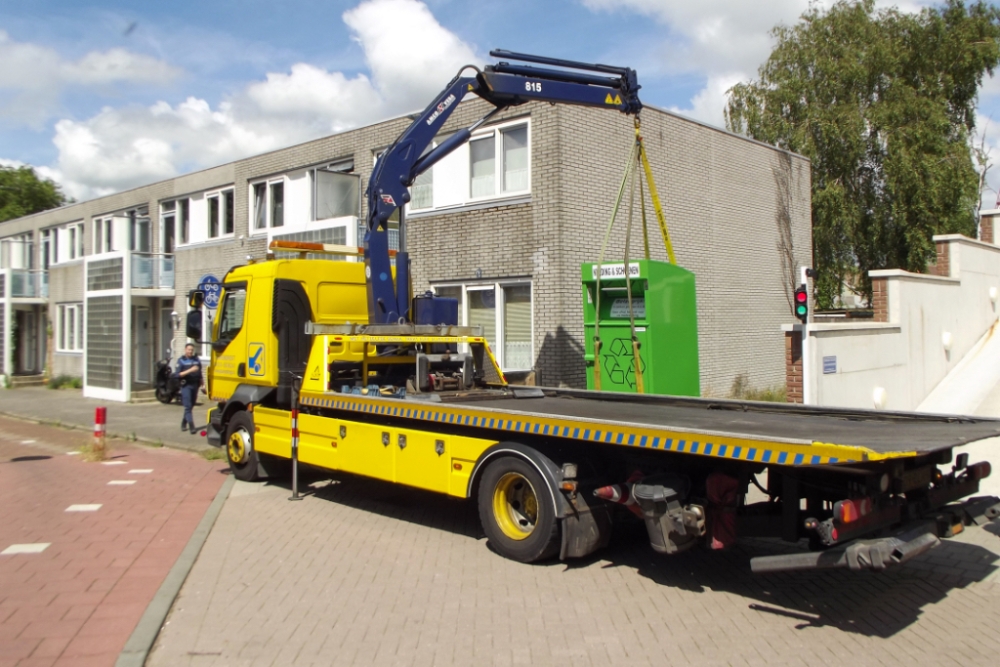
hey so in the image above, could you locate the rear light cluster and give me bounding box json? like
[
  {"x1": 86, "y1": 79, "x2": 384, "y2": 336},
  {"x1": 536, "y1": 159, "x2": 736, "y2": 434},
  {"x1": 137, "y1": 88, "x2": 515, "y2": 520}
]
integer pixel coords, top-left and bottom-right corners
[
  {"x1": 968, "y1": 461, "x2": 992, "y2": 481},
  {"x1": 834, "y1": 497, "x2": 873, "y2": 524}
]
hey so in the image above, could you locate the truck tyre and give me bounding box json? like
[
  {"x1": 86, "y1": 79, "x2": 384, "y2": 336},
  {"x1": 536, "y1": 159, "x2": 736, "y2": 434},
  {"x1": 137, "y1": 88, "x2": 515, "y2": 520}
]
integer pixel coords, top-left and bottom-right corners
[
  {"x1": 478, "y1": 456, "x2": 560, "y2": 563},
  {"x1": 225, "y1": 411, "x2": 261, "y2": 482}
]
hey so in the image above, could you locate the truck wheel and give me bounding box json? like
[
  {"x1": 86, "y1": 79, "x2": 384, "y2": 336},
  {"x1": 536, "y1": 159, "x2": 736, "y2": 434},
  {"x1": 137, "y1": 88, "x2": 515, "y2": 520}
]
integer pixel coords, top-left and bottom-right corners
[
  {"x1": 225, "y1": 411, "x2": 261, "y2": 482},
  {"x1": 478, "y1": 456, "x2": 560, "y2": 563}
]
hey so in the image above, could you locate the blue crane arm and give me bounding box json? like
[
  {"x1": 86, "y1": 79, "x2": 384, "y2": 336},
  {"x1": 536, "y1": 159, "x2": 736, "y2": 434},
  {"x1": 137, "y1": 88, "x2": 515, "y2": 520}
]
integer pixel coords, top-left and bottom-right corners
[{"x1": 364, "y1": 50, "x2": 642, "y2": 324}]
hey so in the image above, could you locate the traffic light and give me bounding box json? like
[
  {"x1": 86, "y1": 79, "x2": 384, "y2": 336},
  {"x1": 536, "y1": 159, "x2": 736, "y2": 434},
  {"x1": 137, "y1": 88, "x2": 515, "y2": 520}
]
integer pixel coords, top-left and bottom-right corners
[{"x1": 793, "y1": 284, "x2": 808, "y2": 323}]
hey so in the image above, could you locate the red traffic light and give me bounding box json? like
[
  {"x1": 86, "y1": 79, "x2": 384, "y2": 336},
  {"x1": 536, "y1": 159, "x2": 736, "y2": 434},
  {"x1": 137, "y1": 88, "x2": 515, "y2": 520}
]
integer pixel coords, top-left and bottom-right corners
[{"x1": 793, "y1": 284, "x2": 808, "y2": 323}]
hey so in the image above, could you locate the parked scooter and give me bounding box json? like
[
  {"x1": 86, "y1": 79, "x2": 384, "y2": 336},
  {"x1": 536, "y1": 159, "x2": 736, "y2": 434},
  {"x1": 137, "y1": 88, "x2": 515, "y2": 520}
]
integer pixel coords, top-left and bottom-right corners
[{"x1": 155, "y1": 348, "x2": 180, "y2": 404}]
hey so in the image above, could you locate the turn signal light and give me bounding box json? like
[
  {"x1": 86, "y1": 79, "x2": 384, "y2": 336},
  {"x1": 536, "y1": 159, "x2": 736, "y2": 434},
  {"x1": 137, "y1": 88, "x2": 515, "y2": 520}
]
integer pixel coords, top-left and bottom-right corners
[
  {"x1": 834, "y1": 497, "x2": 873, "y2": 524},
  {"x1": 835, "y1": 499, "x2": 859, "y2": 523}
]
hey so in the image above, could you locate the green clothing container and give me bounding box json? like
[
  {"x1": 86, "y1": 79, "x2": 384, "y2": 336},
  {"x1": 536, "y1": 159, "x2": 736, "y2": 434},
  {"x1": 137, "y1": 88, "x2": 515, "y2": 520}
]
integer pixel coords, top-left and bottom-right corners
[{"x1": 582, "y1": 259, "x2": 700, "y2": 396}]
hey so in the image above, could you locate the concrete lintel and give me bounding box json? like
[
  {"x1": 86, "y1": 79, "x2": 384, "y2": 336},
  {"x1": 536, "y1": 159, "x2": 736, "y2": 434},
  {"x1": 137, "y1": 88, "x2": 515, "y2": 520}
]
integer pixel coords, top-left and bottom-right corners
[
  {"x1": 780, "y1": 322, "x2": 901, "y2": 333},
  {"x1": 931, "y1": 234, "x2": 1000, "y2": 252},
  {"x1": 809, "y1": 322, "x2": 901, "y2": 334},
  {"x1": 868, "y1": 268, "x2": 959, "y2": 284}
]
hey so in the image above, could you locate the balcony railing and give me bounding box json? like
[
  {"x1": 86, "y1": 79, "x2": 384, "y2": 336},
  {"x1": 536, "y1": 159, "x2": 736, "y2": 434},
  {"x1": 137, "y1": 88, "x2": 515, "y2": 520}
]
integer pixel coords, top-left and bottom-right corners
[
  {"x1": 9, "y1": 270, "x2": 48, "y2": 298},
  {"x1": 131, "y1": 253, "x2": 174, "y2": 289}
]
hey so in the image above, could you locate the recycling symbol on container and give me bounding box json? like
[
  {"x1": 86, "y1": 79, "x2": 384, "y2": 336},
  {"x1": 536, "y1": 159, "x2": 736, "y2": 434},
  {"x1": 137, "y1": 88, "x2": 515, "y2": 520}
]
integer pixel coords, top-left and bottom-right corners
[{"x1": 602, "y1": 338, "x2": 646, "y2": 388}]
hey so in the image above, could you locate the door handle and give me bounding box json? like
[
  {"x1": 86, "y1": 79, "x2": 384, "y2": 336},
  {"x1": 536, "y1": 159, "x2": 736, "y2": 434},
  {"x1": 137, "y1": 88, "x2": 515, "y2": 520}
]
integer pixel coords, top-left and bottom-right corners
[{"x1": 237, "y1": 362, "x2": 245, "y2": 377}]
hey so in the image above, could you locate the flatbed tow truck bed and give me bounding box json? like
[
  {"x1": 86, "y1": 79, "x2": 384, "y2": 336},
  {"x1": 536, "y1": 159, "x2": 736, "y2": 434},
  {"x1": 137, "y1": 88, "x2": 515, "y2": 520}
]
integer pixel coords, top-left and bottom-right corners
[
  {"x1": 298, "y1": 386, "x2": 1000, "y2": 466},
  {"x1": 285, "y1": 381, "x2": 1000, "y2": 571}
]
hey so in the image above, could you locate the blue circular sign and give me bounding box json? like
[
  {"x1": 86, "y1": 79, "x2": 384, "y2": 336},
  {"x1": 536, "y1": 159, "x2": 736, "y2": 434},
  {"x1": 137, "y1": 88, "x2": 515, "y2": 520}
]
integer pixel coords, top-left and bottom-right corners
[{"x1": 198, "y1": 274, "x2": 221, "y2": 310}]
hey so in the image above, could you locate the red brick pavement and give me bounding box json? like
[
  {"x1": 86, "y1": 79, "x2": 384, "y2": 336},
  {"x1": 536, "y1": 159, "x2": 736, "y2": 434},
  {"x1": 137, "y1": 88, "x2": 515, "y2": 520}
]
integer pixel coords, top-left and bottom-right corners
[{"x1": 0, "y1": 416, "x2": 228, "y2": 667}]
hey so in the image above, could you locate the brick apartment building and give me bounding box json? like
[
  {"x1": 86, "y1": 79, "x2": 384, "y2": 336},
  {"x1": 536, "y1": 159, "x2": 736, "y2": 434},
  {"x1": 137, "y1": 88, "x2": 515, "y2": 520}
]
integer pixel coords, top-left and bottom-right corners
[{"x1": 0, "y1": 99, "x2": 811, "y2": 401}]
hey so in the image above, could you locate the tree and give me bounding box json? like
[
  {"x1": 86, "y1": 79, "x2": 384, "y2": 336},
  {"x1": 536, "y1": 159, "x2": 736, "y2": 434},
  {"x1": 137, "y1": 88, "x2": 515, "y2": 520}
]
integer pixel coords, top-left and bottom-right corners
[
  {"x1": 0, "y1": 165, "x2": 69, "y2": 223},
  {"x1": 726, "y1": 0, "x2": 1000, "y2": 308}
]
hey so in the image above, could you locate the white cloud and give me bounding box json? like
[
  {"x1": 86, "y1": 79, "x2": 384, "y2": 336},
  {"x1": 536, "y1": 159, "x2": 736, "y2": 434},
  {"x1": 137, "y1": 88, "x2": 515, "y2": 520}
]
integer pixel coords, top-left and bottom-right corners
[
  {"x1": 668, "y1": 72, "x2": 743, "y2": 126},
  {"x1": 28, "y1": 0, "x2": 481, "y2": 201},
  {"x1": 0, "y1": 30, "x2": 180, "y2": 126},
  {"x1": 343, "y1": 0, "x2": 479, "y2": 110}
]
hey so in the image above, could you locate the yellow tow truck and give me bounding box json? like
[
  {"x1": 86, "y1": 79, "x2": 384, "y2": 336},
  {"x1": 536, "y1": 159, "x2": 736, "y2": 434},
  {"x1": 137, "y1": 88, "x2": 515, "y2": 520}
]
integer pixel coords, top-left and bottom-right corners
[{"x1": 187, "y1": 51, "x2": 1000, "y2": 572}]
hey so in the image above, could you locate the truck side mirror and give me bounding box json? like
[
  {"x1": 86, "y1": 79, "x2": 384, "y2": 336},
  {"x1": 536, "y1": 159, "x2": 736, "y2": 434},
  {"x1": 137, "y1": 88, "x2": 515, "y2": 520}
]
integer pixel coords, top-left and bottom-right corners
[
  {"x1": 189, "y1": 290, "x2": 205, "y2": 309},
  {"x1": 186, "y1": 311, "x2": 203, "y2": 341}
]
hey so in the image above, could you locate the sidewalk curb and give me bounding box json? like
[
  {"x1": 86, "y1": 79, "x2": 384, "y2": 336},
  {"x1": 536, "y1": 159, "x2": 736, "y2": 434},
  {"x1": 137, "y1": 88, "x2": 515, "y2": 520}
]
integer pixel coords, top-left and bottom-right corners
[
  {"x1": 115, "y1": 473, "x2": 236, "y2": 667},
  {"x1": 0, "y1": 409, "x2": 215, "y2": 454}
]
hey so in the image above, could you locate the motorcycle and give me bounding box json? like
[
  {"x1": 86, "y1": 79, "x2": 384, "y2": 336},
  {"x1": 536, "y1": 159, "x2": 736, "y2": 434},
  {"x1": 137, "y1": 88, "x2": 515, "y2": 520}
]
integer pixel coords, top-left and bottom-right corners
[{"x1": 155, "y1": 348, "x2": 181, "y2": 404}]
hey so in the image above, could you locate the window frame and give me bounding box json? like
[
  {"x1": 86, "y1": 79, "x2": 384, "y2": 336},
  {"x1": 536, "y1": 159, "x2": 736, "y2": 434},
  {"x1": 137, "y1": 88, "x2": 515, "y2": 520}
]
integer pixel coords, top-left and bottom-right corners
[
  {"x1": 311, "y1": 165, "x2": 359, "y2": 222},
  {"x1": 467, "y1": 120, "x2": 531, "y2": 203},
  {"x1": 53, "y1": 222, "x2": 85, "y2": 264},
  {"x1": 206, "y1": 188, "x2": 235, "y2": 239},
  {"x1": 431, "y1": 279, "x2": 534, "y2": 372},
  {"x1": 93, "y1": 217, "x2": 115, "y2": 255},
  {"x1": 212, "y1": 286, "x2": 247, "y2": 353},
  {"x1": 56, "y1": 303, "x2": 84, "y2": 353},
  {"x1": 249, "y1": 178, "x2": 287, "y2": 234},
  {"x1": 127, "y1": 207, "x2": 151, "y2": 253}
]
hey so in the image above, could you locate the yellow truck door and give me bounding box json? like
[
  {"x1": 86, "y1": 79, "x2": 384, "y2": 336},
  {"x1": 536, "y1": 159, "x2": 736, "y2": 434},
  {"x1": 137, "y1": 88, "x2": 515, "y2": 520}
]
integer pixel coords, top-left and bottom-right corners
[{"x1": 210, "y1": 278, "x2": 271, "y2": 398}]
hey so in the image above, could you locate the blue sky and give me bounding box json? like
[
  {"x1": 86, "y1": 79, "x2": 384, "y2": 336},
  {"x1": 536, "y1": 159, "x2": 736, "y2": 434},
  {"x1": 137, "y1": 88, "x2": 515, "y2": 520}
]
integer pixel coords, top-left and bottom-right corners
[{"x1": 2, "y1": 0, "x2": 999, "y2": 203}]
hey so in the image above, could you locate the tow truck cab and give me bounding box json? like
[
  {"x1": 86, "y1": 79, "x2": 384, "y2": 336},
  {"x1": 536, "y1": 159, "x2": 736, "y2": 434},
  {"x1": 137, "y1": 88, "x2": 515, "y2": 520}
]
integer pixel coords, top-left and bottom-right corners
[{"x1": 194, "y1": 258, "x2": 370, "y2": 444}]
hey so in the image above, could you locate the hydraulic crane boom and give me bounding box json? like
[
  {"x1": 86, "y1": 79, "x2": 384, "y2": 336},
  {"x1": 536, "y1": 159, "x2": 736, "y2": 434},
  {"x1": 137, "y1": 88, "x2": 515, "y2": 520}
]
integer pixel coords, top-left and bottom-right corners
[{"x1": 364, "y1": 49, "x2": 642, "y2": 324}]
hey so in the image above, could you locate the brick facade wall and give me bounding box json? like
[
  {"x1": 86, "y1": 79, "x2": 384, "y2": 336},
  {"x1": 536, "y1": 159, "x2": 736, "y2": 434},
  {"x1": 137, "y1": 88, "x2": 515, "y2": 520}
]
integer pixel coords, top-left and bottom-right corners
[
  {"x1": 785, "y1": 330, "x2": 803, "y2": 403},
  {"x1": 927, "y1": 240, "x2": 950, "y2": 278},
  {"x1": 871, "y1": 277, "x2": 889, "y2": 323},
  {"x1": 1, "y1": 100, "x2": 812, "y2": 396},
  {"x1": 982, "y1": 214, "x2": 994, "y2": 245}
]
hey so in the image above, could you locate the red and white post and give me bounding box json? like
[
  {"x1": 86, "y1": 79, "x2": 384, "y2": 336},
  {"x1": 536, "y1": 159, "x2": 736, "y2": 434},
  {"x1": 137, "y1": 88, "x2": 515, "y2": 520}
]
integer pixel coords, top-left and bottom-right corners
[
  {"x1": 288, "y1": 386, "x2": 302, "y2": 501},
  {"x1": 93, "y1": 407, "x2": 107, "y2": 460}
]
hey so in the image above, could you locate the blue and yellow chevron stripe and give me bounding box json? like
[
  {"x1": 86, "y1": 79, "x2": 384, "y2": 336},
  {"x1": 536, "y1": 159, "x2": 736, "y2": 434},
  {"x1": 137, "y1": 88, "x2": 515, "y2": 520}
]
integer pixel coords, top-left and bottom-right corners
[{"x1": 298, "y1": 391, "x2": 916, "y2": 467}]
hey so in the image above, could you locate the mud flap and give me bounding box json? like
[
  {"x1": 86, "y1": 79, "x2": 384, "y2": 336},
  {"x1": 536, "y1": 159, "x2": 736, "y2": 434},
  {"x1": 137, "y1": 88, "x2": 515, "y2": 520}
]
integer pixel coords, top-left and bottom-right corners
[{"x1": 560, "y1": 492, "x2": 613, "y2": 560}]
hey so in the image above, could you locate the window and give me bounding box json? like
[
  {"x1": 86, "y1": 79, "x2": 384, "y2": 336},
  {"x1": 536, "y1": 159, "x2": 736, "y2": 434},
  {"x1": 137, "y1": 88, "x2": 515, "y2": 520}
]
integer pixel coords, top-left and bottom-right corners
[
  {"x1": 469, "y1": 123, "x2": 529, "y2": 200},
  {"x1": 160, "y1": 199, "x2": 189, "y2": 250},
  {"x1": 469, "y1": 136, "x2": 495, "y2": 198},
  {"x1": 251, "y1": 180, "x2": 288, "y2": 231},
  {"x1": 128, "y1": 208, "x2": 151, "y2": 252},
  {"x1": 225, "y1": 190, "x2": 234, "y2": 235},
  {"x1": 52, "y1": 222, "x2": 85, "y2": 263},
  {"x1": 502, "y1": 126, "x2": 529, "y2": 192},
  {"x1": 56, "y1": 303, "x2": 83, "y2": 352},
  {"x1": 179, "y1": 199, "x2": 189, "y2": 244},
  {"x1": 411, "y1": 164, "x2": 433, "y2": 210},
  {"x1": 269, "y1": 182, "x2": 283, "y2": 228},
  {"x1": 41, "y1": 230, "x2": 53, "y2": 269},
  {"x1": 253, "y1": 183, "x2": 267, "y2": 230},
  {"x1": 432, "y1": 281, "x2": 533, "y2": 371},
  {"x1": 207, "y1": 190, "x2": 234, "y2": 238},
  {"x1": 215, "y1": 288, "x2": 246, "y2": 344},
  {"x1": 94, "y1": 218, "x2": 114, "y2": 254},
  {"x1": 208, "y1": 196, "x2": 220, "y2": 238},
  {"x1": 313, "y1": 168, "x2": 359, "y2": 220},
  {"x1": 161, "y1": 201, "x2": 176, "y2": 253},
  {"x1": 66, "y1": 222, "x2": 83, "y2": 260}
]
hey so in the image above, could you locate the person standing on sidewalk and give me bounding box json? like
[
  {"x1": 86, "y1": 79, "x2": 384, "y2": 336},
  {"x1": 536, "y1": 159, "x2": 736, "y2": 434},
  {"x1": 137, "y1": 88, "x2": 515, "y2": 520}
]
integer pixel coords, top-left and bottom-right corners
[{"x1": 176, "y1": 344, "x2": 203, "y2": 434}]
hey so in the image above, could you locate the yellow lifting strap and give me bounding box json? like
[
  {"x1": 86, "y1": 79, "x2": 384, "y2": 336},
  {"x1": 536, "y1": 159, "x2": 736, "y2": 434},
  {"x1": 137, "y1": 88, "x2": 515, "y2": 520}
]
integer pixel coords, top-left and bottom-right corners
[
  {"x1": 635, "y1": 122, "x2": 676, "y2": 265},
  {"x1": 592, "y1": 117, "x2": 675, "y2": 393}
]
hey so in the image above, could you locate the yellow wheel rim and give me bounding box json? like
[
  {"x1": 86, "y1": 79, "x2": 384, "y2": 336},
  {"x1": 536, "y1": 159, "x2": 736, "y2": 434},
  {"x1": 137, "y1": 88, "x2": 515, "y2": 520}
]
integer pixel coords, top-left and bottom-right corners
[
  {"x1": 492, "y1": 472, "x2": 539, "y2": 541},
  {"x1": 228, "y1": 429, "x2": 249, "y2": 464}
]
